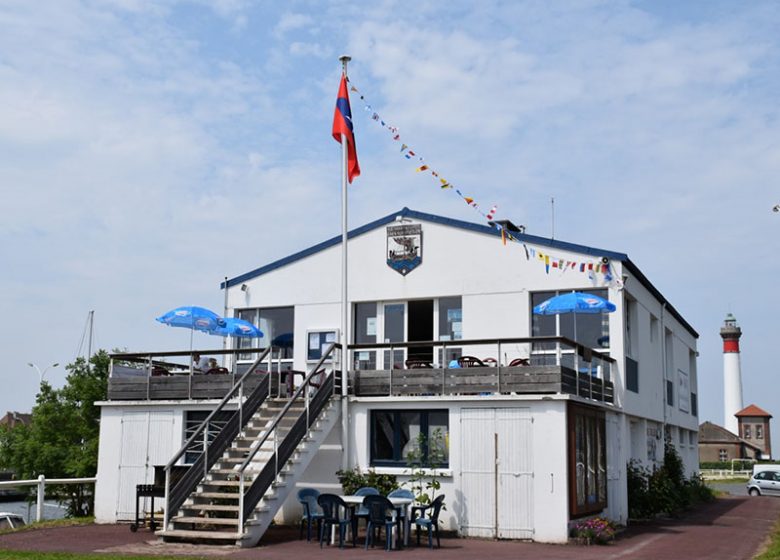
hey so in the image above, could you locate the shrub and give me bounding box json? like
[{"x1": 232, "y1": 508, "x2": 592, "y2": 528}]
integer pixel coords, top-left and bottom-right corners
[
  {"x1": 336, "y1": 467, "x2": 398, "y2": 496},
  {"x1": 627, "y1": 439, "x2": 715, "y2": 520}
]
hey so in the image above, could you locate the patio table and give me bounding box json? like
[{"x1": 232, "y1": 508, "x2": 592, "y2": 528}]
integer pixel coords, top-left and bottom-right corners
[{"x1": 340, "y1": 494, "x2": 414, "y2": 548}]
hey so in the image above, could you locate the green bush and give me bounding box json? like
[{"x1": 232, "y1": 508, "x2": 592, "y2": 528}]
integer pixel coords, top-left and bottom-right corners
[
  {"x1": 628, "y1": 439, "x2": 715, "y2": 519},
  {"x1": 700, "y1": 460, "x2": 755, "y2": 470},
  {"x1": 336, "y1": 467, "x2": 398, "y2": 496}
]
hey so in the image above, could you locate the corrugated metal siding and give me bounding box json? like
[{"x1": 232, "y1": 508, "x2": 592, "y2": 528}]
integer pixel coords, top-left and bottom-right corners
[{"x1": 460, "y1": 408, "x2": 534, "y2": 539}]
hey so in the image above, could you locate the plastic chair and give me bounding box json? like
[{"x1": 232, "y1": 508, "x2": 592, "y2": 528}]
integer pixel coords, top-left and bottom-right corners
[
  {"x1": 297, "y1": 488, "x2": 323, "y2": 542},
  {"x1": 412, "y1": 494, "x2": 445, "y2": 549},
  {"x1": 353, "y1": 486, "x2": 380, "y2": 518},
  {"x1": 457, "y1": 356, "x2": 484, "y2": 368},
  {"x1": 388, "y1": 488, "x2": 414, "y2": 543},
  {"x1": 363, "y1": 495, "x2": 396, "y2": 551},
  {"x1": 317, "y1": 494, "x2": 352, "y2": 548},
  {"x1": 509, "y1": 357, "x2": 530, "y2": 367}
]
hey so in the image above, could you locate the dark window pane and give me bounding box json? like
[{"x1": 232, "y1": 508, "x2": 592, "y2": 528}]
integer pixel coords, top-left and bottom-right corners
[
  {"x1": 260, "y1": 307, "x2": 295, "y2": 359},
  {"x1": 439, "y1": 297, "x2": 462, "y2": 341},
  {"x1": 384, "y1": 304, "x2": 404, "y2": 343},
  {"x1": 372, "y1": 411, "x2": 396, "y2": 461},
  {"x1": 355, "y1": 302, "x2": 377, "y2": 344},
  {"x1": 399, "y1": 412, "x2": 421, "y2": 461}
]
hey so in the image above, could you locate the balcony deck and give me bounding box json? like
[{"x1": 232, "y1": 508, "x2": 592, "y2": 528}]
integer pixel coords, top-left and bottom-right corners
[
  {"x1": 353, "y1": 365, "x2": 614, "y2": 403},
  {"x1": 106, "y1": 336, "x2": 615, "y2": 405}
]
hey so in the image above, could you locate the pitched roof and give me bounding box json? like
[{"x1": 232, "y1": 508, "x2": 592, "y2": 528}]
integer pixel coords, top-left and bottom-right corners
[
  {"x1": 223, "y1": 207, "x2": 698, "y2": 338},
  {"x1": 698, "y1": 421, "x2": 762, "y2": 451},
  {"x1": 736, "y1": 404, "x2": 773, "y2": 418}
]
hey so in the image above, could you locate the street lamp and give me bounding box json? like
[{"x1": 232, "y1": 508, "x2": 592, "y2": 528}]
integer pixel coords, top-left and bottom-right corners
[{"x1": 27, "y1": 362, "x2": 59, "y2": 384}]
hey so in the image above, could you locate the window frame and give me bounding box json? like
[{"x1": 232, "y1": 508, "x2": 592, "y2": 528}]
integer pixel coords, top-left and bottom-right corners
[
  {"x1": 369, "y1": 409, "x2": 449, "y2": 468},
  {"x1": 567, "y1": 403, "x2": 607, "y2": 518}
]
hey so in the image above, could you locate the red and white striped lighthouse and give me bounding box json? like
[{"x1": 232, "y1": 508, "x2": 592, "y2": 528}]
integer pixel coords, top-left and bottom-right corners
[{"x1": 721, "y1": 313, "x2": 743, "y2": 435}]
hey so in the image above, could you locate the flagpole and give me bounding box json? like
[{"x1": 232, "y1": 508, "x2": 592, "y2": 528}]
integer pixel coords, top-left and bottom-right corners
[{"x1": 339, "y1": 54, "x2": 351, "y2": 471}]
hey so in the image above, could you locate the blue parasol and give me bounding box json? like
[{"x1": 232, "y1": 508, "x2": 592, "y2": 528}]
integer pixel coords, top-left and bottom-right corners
[
  {"x1": 533, "y1": 292, "x2": 616, "y2": 315},
  {"x1": 155, "y1": 306, "x2": 225, "y2": 333},
  {"x1": 210, "y1": 317, "x2": 264, "y2": 338},
  {"x1": 532, "y1": 292, "x2": 615, "y2": 346}
]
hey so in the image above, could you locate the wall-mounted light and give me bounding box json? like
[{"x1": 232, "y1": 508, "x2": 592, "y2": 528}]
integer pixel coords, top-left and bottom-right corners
[{"x1": 240, "y1": 284, "x2": 249, "y2": 292}]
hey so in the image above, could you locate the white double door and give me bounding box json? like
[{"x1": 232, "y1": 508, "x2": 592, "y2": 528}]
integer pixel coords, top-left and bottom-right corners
[
  {"x1": 115, "y1": 410, "x2": 175, "y2": 520},
  {"x1": 460, "y1": 408, "x2": 534, "y2": 539}
]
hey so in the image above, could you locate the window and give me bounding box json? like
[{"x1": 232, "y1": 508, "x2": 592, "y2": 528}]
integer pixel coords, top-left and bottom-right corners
[
  {"x1": 650, "y1": 314, "x2": 658, "y2": 343},
  {"x1": 568, "y1": 403, "x2": 607, "y2": 517},
  {"x1": 184, "y1": 411, "x2": 233, "y2": 464},
  {"x1": 679, "y1": 428, "x2": 685, "y2": 445},
  {"x1": 691, "y1": 393, "x2": 698, "y2": 416},
  {"x1": 354, "y1": 302, "x2": 378, "y2": 370},
  {"x1": 666, "y1": 380, "x2": 674, "y2": 406},
  {"x1": 438, "y1": 297, "x2": 462, "y2": 341},
  {"x1": 626, "y1": 357, "x2": 639, "y2": 393},
  {"x1": 625, "y1": 297, "x2": 636, "y2": 357},
  {"x1": 744, "y1": 425, "x2": 752, "y2": 439},
  {"x1": 719, "y1": 449, "x2": 728, "y2": 461},
  {"x1": 371, "y1": 410, "x2": 449, "y2": 467},
  {"x1": 236, "y1": 306, "x2": 294, "y2": 360},
  {"x1": 757, "y1": 425, "x2": 764, "y2": 439},
  {"x1": 531, "y1": 289, "x2": 610, "y2": 350}
]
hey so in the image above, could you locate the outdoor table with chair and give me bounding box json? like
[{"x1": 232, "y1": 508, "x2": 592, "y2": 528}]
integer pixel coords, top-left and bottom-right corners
[{"x1": 298, "y1": 487, "x2": 432, "y2": 550}]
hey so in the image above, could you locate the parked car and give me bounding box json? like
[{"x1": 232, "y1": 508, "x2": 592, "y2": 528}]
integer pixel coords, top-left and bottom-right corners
[
  {"x1": 0, "y1": 512, "x2": 26, "y2": 530},
  {"x1": 747, "y1": 470, "x2": 780, "y2": 496}
]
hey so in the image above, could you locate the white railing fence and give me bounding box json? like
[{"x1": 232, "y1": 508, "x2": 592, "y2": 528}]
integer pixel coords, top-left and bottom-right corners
[{"x1": 0, "y1": 475, "x2": 96, "y2": 522}]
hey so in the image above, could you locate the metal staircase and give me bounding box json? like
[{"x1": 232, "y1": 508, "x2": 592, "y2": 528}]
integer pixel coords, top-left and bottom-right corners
[{"x1": 158, "y1": 344, "x2": 342, "y2": 547}]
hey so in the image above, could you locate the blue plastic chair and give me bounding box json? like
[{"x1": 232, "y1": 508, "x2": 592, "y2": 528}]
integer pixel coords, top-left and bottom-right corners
[
  {"x1": 353, "y1": 487, "x2": 380, "y2": 522},
  {"x1": 388, "y1": 488, "x2": 414, "y2": 543},
  {"x1": 317, "y1": 494, "x2": 352, "y2": 548},
  {"x1": 413, "y1": 494, "x2": 445, "y2": 549},
  {"x1": 297, "y1": 488, "x2": 323, "y2": 541},
  {"x1": 363, "y1": 495, "x2": 396, "y2": 551}
]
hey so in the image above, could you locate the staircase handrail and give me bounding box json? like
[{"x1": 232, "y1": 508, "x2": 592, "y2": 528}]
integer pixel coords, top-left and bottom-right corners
[
  {"x1": 236, "y1": 343, "x2": 339, "y2": 474},
  {"x1": 164, "y1": 346, "x2": 272, "y2": 470},
  {"x1": 237, "y1": 343, "x2": 340, "y2": 527}
]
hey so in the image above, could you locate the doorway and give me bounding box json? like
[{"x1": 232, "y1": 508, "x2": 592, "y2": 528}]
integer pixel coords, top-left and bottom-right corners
[
  {"x1": 407, "y1": 299, "x2": 433, "y2": 362},
  {"x1": 460, "y1": 408, "x2": 534, "y2": 539}
]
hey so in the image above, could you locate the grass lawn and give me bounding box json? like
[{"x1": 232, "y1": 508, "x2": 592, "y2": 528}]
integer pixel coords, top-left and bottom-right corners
[{"x1": 756, "y1": 517, "x2": 780, "y2": 560}]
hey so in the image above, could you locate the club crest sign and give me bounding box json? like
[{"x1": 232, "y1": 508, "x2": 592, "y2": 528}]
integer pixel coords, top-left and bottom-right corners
[{"x1": 386, "y1": 223, "x2": 422, "y2": 276}]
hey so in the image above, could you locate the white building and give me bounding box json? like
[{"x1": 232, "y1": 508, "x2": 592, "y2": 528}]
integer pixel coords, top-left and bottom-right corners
[{"x1": 94, "y1": 207, "x2": 699, "y2": 545}]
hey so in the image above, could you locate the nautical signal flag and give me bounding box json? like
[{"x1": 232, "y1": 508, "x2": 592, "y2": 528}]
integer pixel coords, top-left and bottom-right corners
[{"x1": 332, "y1": 74, "x2": 360, "y2": 183}]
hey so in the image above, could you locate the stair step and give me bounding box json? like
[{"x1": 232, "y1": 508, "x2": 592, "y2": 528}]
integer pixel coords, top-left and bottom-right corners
[
  {"x1": 195, "y1": 492, "x2": 241, "y2": 500},
  {"x1": 173, "y1": 516, "x2": 240, "y2": 526},
  {"x1": 182, "y1": 503, "x2": 239, "y2": 512},
  {"x1": 160, "y1": 529, "x2": 243, "y2": 541}
]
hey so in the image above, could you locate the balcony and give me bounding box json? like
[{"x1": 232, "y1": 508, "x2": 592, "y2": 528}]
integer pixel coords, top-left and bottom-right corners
[
  {"x1": 106, "y1": 337, "x2": 614, "y2": 405},
  {"x1": 349, "y1": 336, "x2": 615, "y2": 404}
]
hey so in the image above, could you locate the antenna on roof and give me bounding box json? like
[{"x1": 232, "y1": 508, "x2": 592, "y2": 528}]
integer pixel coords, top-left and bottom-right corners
[{"x1": 551, "y1": 197, "x2": 555, "y2": 240}]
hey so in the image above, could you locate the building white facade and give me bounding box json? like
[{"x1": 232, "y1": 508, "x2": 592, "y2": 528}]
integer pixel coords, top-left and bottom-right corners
[{"x1": 95, "y1": 207, "x2": 700, "y2": 544}]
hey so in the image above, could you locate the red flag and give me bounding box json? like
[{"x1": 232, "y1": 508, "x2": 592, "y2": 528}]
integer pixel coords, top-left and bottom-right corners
[{"x1": 332, "y1": 75, "x2": 360, "y2": 183}]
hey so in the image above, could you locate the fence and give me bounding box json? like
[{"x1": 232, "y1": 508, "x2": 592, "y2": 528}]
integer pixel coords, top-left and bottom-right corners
[{"x1": 0, "y1": 475, "x2": 97, "y2": 522}]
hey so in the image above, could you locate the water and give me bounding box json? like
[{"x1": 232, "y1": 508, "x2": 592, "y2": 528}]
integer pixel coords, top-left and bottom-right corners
[{"x1": 0, "y1": 501, "x2": 68, "y2": 524}]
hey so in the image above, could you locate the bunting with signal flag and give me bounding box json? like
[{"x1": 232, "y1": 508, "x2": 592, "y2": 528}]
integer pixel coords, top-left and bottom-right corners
[{"x1": 332, "y1": 74, "x2": 360, "y2": 183}]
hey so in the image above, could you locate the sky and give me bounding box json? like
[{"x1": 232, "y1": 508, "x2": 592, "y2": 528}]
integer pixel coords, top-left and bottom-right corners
[{"x1": 1, "y1": 1, "x2": 779, "y2": 451}]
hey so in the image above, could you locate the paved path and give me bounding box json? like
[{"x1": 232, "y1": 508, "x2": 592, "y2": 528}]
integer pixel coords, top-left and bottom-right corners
[{"x1": 1, "y1": 496, "x2": 778, "y2": 559}]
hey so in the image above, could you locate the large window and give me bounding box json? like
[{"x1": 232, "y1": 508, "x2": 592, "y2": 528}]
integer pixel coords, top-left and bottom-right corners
[
  {"x1": 184, "y1": 410, "x2": 233, "y2": 464},
  {"x1": 371, "y1": 410, "x2": 449, "y2": 467},
  {"x1": 236, "y1": 306, "x2": 294, "y2": 360},
  {"x1": 531, "y1": 289, "x2": 610, "y2": 349},
  {"x1": 568, "y1": 403, "x2": 607, "y2": 517}
]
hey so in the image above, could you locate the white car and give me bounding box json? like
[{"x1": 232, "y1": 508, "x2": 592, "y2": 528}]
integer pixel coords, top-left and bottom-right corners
[
  {"x1": 747, "y1": 470, "x2": 780, "y2": 496},
  {"x1": 0, "y1": 512, "x2": 26, "y2": 530}
]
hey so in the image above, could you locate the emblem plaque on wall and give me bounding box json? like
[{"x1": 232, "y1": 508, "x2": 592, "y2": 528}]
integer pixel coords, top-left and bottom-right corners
[{"x1": 386, "y1": 223, "x2": 422, "y2": 276}]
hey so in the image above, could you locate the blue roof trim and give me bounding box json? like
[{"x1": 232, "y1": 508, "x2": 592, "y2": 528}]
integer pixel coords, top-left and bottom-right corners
[{"x1": 223, "y1": 207, "x2": 697, "y2": 339}]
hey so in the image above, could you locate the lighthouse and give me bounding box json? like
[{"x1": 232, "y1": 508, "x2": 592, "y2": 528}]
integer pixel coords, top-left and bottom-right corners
[{"x1": 721, "y1": 313, "x2": 743, "y2": 435}]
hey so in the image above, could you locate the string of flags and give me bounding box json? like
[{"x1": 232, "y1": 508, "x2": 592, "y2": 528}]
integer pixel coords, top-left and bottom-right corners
[{"x1": 346, "y1": 77, "x2": 622, "y2": 290}]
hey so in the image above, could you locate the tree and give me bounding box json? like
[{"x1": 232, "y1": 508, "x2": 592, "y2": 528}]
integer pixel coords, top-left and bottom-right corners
[{"x1": 0, "y1": 351, "x2": 109, "y2": 516}]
